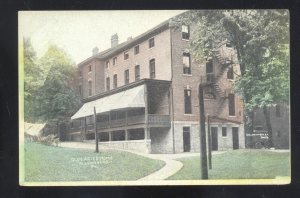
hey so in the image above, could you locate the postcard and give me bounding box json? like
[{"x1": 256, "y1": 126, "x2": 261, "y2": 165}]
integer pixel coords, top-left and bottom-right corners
[{"x1": 19, "y1": 10, "x2": 290, "y2": 186}]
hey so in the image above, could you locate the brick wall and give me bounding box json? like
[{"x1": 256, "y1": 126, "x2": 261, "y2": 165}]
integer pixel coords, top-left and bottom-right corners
[{"x1": 103, "y1": 29, "x2": 172, "y2": 92}]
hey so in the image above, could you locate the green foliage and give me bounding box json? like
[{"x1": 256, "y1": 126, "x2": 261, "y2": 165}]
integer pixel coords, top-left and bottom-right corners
[
  {"x1": 168, "y1": 150, "x2": 290, "y2": 180},
  {"x1": 23, "y1": 40, "x2": 81, "y2": 123},
  {"x1": 23, "y1": 38, "x2": 43, "y2": 122},
  {"x1": 36, "y1": 45, "x2": 81, "y2": 121},
  {"x1": 24, "y1": 142, "x2": 165, "y2": 182}
]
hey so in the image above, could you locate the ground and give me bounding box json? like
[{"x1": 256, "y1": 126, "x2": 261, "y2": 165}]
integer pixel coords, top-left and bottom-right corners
[
  {"x1": 24, "y1": 142, "x2": 165, "y2": 182},
  {"x1": 168, "y1": 149, "x2": 290, "y2": 180}
]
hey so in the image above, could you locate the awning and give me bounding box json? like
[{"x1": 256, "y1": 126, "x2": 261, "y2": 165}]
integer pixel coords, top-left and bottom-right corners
[{"x1": 71, "y1": 84, "x2": 145, "y2": 120}]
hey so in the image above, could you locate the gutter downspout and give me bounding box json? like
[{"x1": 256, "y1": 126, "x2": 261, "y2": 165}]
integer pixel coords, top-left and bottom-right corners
[{"x1": 170, "y1": 27, "x2": 176, "y2": 154}]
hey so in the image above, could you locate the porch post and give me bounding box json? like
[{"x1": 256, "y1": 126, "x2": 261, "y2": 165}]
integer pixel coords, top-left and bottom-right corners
[
  {"x1": 125, "y1": 129, "x2": 128, "y2": 140},
  {"x1": 109, "y1": 131, "x2": 112, "y2": 141},
  {"x1": 144, "y1": 127, "x2": 150, "y2": 139}
]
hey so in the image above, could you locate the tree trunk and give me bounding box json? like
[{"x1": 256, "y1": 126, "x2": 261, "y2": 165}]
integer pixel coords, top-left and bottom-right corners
[{"x1": 263, "y1": 105, "x2": 273, "y2": 147}]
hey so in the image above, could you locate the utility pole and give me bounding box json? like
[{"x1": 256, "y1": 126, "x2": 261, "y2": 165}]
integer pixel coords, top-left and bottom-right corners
[
  {"x1": 94, "y1": 106, "x2": 99, "y2": 153},
  {"x1": 207, "y1": 115, "x2": 212, "y2": 169},
  {"x1": 198, "y1": 84, "x2": 208, "y2": 179}
]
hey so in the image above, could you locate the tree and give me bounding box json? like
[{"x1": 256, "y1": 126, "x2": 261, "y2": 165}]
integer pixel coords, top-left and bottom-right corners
[
  {"x1": 23, "y1": 37, "x2": 43, "y2": 122},
  {"x1": 172, "y1": 10, "x2": 289, "y2": 146},
  {"x1": 36, "y1": 45, "x2": 81, "y2": 122}
]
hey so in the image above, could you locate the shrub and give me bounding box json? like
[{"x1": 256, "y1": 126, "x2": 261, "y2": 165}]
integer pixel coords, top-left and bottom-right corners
[{"x1": 36, "y1": 134, "x2": 60, "y2": 147}]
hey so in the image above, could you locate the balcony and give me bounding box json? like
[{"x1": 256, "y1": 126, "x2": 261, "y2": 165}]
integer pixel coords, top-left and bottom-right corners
[{"x1": 71, "y1": 114, "x2": 171, "y2": 133}]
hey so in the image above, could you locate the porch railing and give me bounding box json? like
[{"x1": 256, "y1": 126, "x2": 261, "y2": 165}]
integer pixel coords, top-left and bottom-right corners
[{"x1": 70, "y1": 114, "x2": 170, "y2": 132}]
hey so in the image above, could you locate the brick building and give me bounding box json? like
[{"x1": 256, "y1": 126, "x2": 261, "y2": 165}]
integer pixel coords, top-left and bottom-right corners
[{"x1": 66, "y1": 15, "x2": 245, "y2": 153}]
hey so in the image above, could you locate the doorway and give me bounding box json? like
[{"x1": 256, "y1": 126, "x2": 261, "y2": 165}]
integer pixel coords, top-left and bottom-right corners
[
  {"x1": 232, "y1": 127, "x2": 239, "y2": 149},
  {"x1": 211, "y1": 127, "x2": 218, "y2": 151},
  {"x1": 183, "y1": 127, "x2": 191, "y2": 152}
]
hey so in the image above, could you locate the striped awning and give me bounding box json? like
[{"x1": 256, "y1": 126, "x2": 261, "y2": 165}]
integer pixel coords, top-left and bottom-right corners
[{"x1": 71, "y1": 84, "x2": 145, "y2": 120}]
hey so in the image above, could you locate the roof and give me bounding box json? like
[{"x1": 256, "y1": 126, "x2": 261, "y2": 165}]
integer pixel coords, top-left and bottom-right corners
[
  {"x1": 77, "y1": 11, "x2": 189, "y2": 67},
  {"x1": 71, "y1": 84, "x2": 145, "y2": 119}
]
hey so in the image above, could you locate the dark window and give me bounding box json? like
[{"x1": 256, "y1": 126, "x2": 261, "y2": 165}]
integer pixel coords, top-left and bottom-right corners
[
  {"x1": 124, "y1": 51, "x2": 129, "y2": 60},
  {"x1": 135, "y1": 65, "x2": 140, "y2": 81},
  {"x1": 227, "y1": 66, "x2": 234, "y2": 79},
  {"x1": 226, "y1": 42, "x2": 232, "y2": 48},
  {"x1": 183, "y1": 127, "x2": 190, "y2": 133},
  {"x1": 113, "y1": 74, "x2": 117, "y2": 88},
  {"x1": 79, "y1": 71, "x2": 82, "y2": 77},
  {"x1": 134, "y1": 45, "x2": 139, "y2": 55},
  {"x1": 106, "y1": 61, "x2": 110, "y2": 68},
  {"x1": 184, "y1": 89, "x2": 192, "y2": 114},
  {"x1": 88, "y1": 65, "x2": 92, "y2": 72},
  {"x1": 182, "y1": 25, "x2": 190, "y2": 40},
  {"x1": 113, "y1": 57, "x2": 117, "y2": 65},
  {"x1": 206, "y1": 60, "x2": 213, "y2": 73},
  {"x1": 124, "y1": 69, "x2": 129, "y2": 85},
  {"x1": 206, "y1": 60, "x2": 214, "y2": 82},
  {"x1": 276, "y1": 105, "x2": 280, "y2": 117},
  {"x1": 149, "y1": 59, "x2": 155, "y2": 79},
  {"x1": 106, "y1": 77, "x2": 110, "y2": 91},
  {"x1": 149, "y1": 38, "x2": 155, "y2": 48},
  {"x1": 88, "y1": 81, "x2": 92, "y2": 96},
  {"x1": 79, "y1": 85, "x2": 82, "y2": 96},
  {"x1": 222, "y1": 127, "x2": 227, "y2": 137},
  {"x1": 228, "y1": 94, "x2": 235, "y2": 116},
  {"x1": 183, "y1": 53, "x2": 191, "y2": 74}
]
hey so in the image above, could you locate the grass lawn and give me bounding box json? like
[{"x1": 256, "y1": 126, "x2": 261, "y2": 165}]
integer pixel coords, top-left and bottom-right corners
[
  {"x1": 168, "y1": 149, "x2": 290, "y2": 180},
  {"x1": 24, "y1": 142, "x2": 165, "y2": 182}
]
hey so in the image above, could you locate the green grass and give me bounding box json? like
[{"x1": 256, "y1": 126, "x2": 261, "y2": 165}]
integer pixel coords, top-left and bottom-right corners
[
  {"x1": 168, "y1": 150, "x2": 290, "y2": 180},
  {"x1": 24, "y1": 142, "x2": 165, "y2": 182}
]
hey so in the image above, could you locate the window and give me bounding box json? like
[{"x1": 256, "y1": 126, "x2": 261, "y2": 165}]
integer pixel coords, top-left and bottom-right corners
[
  {"x1": 227, "y1": 66, "x2": 234, "y2": 79},
  {"x1": 149, "y1": 59, "x2": 155, "y2": 79},
  {"x1": 135, "y1": 65, "x2": 140, "y2": 81},
  {"x1": 222, "y1": 127, "x2": 227, "y2": 137},
  {"x1": 88, "y1": 81, "x2": 92, "y2": 96},
  {"x1": 134, "y1": 45, "x2": 139, "y2": 55},
  {"x1": 183, "y1": 53, "x2": 191, "y2": 74},
  {"x1": 79, "y1": 85, "x2": 82, "y2": 96},
  {"x1": 184, "y1": 89, "x2": 192, "y2": 114},
  {"x1": 124, "y1": 51, "x2": 129, "y2": 60},
  {"x1": 106, "y1": 77, "x2": 110, "y2": 91},
  {"x1": 113, "y1": 57, "x2": 117, "y2": 65},
  {"x1": 113, "y1": 74, "x2": 117, "y2": 88},
  {"x1": 124, "y1": 69, "x2": 129, "y2": 85},
  {"x1": 183, "y1": 127, "x2": 190, "y2": 133},
  {"x1": 276, "y1": 105, "x2": 280, "y2": 117},
  {"x1": 228, "y1": 94, "x2": 235, "y2": 116},
  {"x1": 79, "y1": 71, "x2": 82, "y2": 77},
  {"x1": 206, "y1": 60, "x2": 214, "y2": 83},
  {"x1": 206, "y1": 60, "x2": 213, "y2": 73},
  {"x1": 182, "y1": 25, "x2": 190, "y2": 40},
  {"x1": 149, "y1": 37, "x2": 155, "y2": 48},
  {"x1": 106, "y1": 61, "x2": 110, "y2": 68},
  {"x1": 88, "y1": 65, "x2": 92, "y2": 72}
]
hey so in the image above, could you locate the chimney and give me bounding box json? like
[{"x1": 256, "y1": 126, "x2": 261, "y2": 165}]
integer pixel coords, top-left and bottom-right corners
[
  {"x1": 92, "y1": 47, "x2": 99, "y2": 55},
  {"x1": 127, "y1": 36, "x2": 133, "y2": 41},
  {"x1": 111, "y1": 33, "x2": 119, "y2": 48}
]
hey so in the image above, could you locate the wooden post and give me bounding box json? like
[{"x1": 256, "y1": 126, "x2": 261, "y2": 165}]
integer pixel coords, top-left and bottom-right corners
[
  {"x1": 198, "y1": 84, "x2": 208, "y2": 179},
  {"x1": 207, "y1": 115, "x2": 212, "y2": 169},
  {"x1": 94, "y1": 106, "x2": 99, "y2": 153}
]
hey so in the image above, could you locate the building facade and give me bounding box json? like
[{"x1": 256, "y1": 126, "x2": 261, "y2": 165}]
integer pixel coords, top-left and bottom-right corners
[{"x1": 66, "y1": 16, "x2": 245, "y2": 153}]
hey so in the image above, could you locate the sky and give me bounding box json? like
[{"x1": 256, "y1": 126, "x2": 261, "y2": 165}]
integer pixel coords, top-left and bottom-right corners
[{"x1": 19, "y1": 10, "x2": 186, "y2": 64}]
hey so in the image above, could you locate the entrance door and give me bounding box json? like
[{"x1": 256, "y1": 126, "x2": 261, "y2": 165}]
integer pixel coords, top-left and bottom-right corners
[
  {"x1": 211, "y1": 127, "x2": 218, "y2": 151},
  {"x1": 183, "y1": 127, "x2": 191, "y2": 152},
  {"x1": 232, "y1": 127, "x2": 239, "y2": 149}
]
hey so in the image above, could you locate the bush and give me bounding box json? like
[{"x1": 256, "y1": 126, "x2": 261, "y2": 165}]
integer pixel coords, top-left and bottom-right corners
[{"x1": 36, "y1": 134, "x2": 60, "y2": 147}]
